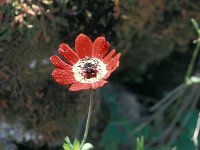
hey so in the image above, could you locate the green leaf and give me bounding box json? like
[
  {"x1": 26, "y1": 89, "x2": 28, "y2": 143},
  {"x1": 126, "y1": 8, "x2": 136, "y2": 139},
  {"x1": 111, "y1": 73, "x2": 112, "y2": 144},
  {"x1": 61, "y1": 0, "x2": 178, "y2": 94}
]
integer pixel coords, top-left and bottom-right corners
[
  {"x1": 81, "y1": 143, "x2": 94, "y2": 150},
  {"x1": 136, "y1": 136, "x2": 144, "y2": 150},
  {"x1": 191, "y1": 19, "x2": 199, "y2": 31},
  {"x1": 191, "y1": 18, "x2": 200, "y2": 36},
  {"x1": 63, "y1": 136, "x2": 73, "y2": 149},
  {"x1": 65, "y1": 136, "x2": 72, "y2": 145},
  {"x1": 63, "y1": 143, "x2": 72, "y2": 150},
  {"x1": 73, "y1": 138, "x2": 80, "y2": 150}
]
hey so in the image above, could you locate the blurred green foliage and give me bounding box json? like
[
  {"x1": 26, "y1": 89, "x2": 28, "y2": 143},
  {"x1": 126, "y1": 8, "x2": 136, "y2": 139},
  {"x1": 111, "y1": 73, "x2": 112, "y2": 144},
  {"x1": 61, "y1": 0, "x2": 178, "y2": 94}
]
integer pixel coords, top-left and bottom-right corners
[
  {"x1": 100, "y1": 85, "x2": 200, "y2": 150},
  {"x1": 115, "y1": 0, "x2": 200, "y2": 96}
]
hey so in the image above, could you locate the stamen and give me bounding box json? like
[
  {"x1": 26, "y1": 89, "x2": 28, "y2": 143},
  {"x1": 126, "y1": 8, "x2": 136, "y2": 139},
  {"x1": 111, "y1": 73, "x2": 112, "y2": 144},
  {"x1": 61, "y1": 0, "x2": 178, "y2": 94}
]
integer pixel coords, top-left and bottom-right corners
[{"x1": 83, "y1": 63, "x2": 98, "y2": 79}]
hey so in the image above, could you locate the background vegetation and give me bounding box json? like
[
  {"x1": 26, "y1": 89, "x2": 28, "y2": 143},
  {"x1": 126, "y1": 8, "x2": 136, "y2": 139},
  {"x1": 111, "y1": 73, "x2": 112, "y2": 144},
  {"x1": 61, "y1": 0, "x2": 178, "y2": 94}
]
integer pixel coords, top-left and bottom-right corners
[{"x1": 0, "y1": 0, "x2": 200, "y2": 150}]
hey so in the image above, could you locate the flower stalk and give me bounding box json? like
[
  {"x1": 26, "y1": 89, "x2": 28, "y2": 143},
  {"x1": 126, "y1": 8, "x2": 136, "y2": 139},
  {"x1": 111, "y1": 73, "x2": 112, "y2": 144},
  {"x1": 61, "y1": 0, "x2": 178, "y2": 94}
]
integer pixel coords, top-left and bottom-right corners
[
  {"x1": 185, "y1": 19, "x2": 200, "y2": 83},
  {"x1": 80, "y1": 89, "x2": 94, "y2": 148}
]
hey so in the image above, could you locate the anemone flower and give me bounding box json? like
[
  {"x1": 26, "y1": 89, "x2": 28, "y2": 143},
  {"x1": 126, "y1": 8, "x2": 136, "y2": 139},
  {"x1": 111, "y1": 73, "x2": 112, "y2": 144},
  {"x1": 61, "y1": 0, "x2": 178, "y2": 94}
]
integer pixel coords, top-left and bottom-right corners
[{"x1": 50, "y1": 33, "x2": 121, "y2": 91}]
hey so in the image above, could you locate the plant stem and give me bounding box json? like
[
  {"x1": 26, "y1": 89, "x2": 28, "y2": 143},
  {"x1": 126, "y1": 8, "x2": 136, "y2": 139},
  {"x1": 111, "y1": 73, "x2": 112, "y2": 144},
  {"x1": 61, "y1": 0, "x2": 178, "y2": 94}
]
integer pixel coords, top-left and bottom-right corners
[
  {"x1": 80, "y1": 89, "x2": 94, "y2": 148},
  {"x1": 185, "y1": 19, "x2": 200, "y2": 83},
  {"x1": 192, "y1": 112, "x2": 200, "y2": 150},
  {"x1": 185, "y1": 41, "x2": 200, "y2": 82}
]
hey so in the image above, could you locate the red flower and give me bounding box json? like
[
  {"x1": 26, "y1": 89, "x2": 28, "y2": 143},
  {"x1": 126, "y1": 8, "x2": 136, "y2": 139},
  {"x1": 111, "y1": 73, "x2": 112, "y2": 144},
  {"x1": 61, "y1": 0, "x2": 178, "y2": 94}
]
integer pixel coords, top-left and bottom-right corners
[{"x1": 50, "y1": 33, "x2": 121, "y2": 91}]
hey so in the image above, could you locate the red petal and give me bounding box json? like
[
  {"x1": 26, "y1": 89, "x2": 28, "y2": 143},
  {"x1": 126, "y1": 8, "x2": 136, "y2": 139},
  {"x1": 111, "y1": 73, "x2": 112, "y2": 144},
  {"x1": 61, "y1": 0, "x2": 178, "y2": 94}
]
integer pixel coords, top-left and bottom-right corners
[
  {"x1": 103, "y1": 49, "x2": 115, "y2": 64},
  {"x1": 69, "y1": 82, "x2": 92, "y2": 91},
  {"x1": 52, "y1": 69, "x2": 76, "y2": 85},
  {"x1": 103, "y1": 61, "x2": 120, "y2": 80},
  {"x1": 92, "y1": 80, "x2": 108, "y2": 89},
  {"x1": 50, "y1": 55, "x2": 72, "y2": 70},
  {"x1": 93, "y1": 37, "x2": 110, "y2": 59},
  {"x1": 75, "y1": 34, "x2": 92, "y2": 58},
  {"x1": 58, "y1": 43, "x2": 79, "y2": 65},
  {"x1": 110, "y1": 61, "x2": 120, "y2": 73},
  {"x1": 107, "y1": 53, "x2": 121, "y2": 71}
]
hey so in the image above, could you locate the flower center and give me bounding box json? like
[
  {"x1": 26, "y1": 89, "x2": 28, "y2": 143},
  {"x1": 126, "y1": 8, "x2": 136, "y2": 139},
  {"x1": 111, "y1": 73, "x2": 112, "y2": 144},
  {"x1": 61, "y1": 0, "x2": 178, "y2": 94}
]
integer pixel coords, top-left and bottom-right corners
[
  {"x1": 72, "y1": 57, "x2": 107, "y2": 83},
  {"x1": 83, "y1": 63, "x2": 98, "y2": 79}
]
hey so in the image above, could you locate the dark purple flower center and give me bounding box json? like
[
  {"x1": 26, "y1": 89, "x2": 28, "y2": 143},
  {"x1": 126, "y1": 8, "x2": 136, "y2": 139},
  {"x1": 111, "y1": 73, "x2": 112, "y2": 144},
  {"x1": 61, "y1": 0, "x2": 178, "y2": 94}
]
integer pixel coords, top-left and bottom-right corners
[{"x1": 83, "y1": 63, "x2": 98, "y2": 79}]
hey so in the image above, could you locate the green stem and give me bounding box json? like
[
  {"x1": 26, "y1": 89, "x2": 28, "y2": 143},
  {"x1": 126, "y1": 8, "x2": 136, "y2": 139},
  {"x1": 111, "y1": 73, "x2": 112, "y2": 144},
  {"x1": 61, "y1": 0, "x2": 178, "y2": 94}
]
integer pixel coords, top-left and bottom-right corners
[
  {"x1": 185, "y1": 19, "x2": 200, "y2": 83},
  {"x1": 80, "y1": 89, "x2": 94, "y2": 148},
  {"x1": 185, "y1": 41, "x2": 200, "y2": 82}
]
